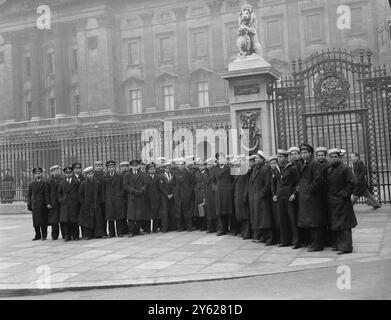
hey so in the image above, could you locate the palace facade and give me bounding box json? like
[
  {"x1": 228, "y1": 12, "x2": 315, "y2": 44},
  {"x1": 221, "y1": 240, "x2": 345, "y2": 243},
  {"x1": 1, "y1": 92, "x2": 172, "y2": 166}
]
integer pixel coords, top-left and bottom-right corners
[{"x1": 0, "y1": 0, "x2": 390, "y2": 124}]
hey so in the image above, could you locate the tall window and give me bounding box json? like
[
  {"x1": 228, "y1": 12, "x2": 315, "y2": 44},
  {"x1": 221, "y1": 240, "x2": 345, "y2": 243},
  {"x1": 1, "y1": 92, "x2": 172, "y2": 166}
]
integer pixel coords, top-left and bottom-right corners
[
  {"x1": 73, "y1": 94, "x2": 80, "y2": 115},
  {"x1": 350, "y1": 7, "x2": 364, "y2": 34},
  {"x1": 25, "y1": 101, "x2": 32, "y2": 120},
  {"x1": 228, "y1": 25, "x2": 238, "y2": 52},
  {"x1": 266, "y1": 19, "x2": 282, "y2": 47},
  {"x1": 24, "y1": 56, "x2": 31, "y2": 77},
  {"x1": 159, "y1": 36, "x2": 173, "y2": 63},
  {"x1": 49, "y1": 98, "x2": 56, "y2": 118},
  {"x1": 197, "y1": 81, "x2": 209, "y2": 108},
  {"x1": 127, "y1": 40, "x2": 140, "y2": 66},
  {"x1": 70, "y1": 48, "x2": 78, "y2": 71},
  {"x1": 162, "y1": 85, "x2": 175, "y2": 111},
  {"x1": 306, "y1": 13, "x2": 322, "y2": 41},
  {"x1": 46, "y1": 52, "x2": 55, "y2": 76},
  {"x1": 193, "y1": 31, "x2": 207, "y2": 58},
  {"x1": 129, "y1": 89, "x2": 142, "y2": 114}
]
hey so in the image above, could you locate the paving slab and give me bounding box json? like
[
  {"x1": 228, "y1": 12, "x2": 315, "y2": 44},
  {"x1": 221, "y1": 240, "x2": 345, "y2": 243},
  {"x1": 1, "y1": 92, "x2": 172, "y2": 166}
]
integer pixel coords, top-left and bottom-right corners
[{"x1": 0, "y1": 205, "x2": 389, "y2": 295}]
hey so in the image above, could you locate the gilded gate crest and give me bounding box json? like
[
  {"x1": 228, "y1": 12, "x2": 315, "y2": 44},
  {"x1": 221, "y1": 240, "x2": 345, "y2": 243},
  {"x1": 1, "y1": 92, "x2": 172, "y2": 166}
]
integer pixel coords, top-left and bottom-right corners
[{"x1": 314, "y1": 67, "x2": 350, "y2": 110}]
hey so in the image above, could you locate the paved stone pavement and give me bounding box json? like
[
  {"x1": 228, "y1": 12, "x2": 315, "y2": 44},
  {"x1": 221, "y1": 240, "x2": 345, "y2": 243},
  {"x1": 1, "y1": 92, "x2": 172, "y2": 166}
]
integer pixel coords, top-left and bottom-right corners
[{"x1": 0, "y1": 205, "x2": 390, "y2": 294}]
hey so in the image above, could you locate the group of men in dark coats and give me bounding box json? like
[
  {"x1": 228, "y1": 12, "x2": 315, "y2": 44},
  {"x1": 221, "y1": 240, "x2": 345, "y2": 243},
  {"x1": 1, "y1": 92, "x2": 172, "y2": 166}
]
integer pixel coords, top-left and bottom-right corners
[{"x1": 27, "y1": 144, "x2": 365, "y2": 254}]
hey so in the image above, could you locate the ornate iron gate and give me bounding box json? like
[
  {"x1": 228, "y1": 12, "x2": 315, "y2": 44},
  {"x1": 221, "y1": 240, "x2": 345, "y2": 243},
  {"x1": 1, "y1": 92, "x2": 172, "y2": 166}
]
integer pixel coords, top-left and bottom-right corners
[{"x1": 269, "y1": 49, "x2": 391, "y2": 203}]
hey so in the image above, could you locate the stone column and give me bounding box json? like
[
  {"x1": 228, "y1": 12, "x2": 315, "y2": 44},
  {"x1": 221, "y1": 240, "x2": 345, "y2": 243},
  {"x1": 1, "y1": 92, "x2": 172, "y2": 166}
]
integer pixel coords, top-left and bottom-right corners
[
  {"x1": 208, "y1": 0, "x2": 226, "y2": 104},
  {"x1": 3, "y1": 31, "x2": 23, "y2": 121},
  {"x1": 75, "y1": 18, "x2": 88, "y2": 114},
  {"x1": 140, "y1": 12, "x2": 156, "y2": 109},
  {"x1": 29, "y1": 29, "x2": 45, "y2": 120},
  {"x1": 54, "y1": 24, "x2": 69, "y2": 117},
  {"x1": 173, "y1": 7, "x2": 190, "y2": 107}
]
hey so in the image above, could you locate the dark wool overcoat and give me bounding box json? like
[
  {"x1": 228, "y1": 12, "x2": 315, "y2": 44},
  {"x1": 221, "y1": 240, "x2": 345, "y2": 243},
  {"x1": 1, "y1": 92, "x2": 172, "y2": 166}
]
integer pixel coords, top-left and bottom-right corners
[
  {"x1": 78, "y1": 179, "x2": 105, "y2": 230},
  {"x1": 28, "y1": 180, "x2": 48, "y2": 227},
  {"x1": 212, "y1": 165, "x2": 234, "y2": 216},
  {"x1": 45, "y1": 176, "x2": 61, "y2": 225},
  {"x1": 173, "y1": 169, "x2": 194, "y2": 219},
  {"x1": 193, "y1": 170, "x2": 210, "y2": 218},
  {"x1": 58, "y1": 177, "x2": 80, "y2": 224},
  {"x1": 123, "y1": 170, "x2": 147, "y2": 221},
  {"x1": 297, "y1": 159, "x2": 327, "y2": 228},
  {"x1": 104, "y1": 173, "x2": 126, "y2": 221},
  {"x1": 352, "y1": 160, "x2": 369, "y2": 197},
  {"x1": 233, "y1": 170, "x2": 250, "y2": 222},
  {"x1": 326, "y1": 162, "x2": 358, "y2": 231},
  {"x1": 144, "y1": 174, "x2": 162, "y2": 220}
]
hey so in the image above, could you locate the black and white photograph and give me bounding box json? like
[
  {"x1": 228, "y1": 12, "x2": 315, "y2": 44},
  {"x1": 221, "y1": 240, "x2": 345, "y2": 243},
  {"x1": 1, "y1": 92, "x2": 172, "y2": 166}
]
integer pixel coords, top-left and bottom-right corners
[{"x1": 0, "y1": 0, "x2": 390, "y2": 304}]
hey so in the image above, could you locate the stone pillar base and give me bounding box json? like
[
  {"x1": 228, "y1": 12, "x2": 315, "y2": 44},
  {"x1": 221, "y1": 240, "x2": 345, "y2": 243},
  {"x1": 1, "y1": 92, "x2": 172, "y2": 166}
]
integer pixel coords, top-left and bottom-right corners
[{"x1": 222, "y1": 57, "x2": 280, "y2": 157}]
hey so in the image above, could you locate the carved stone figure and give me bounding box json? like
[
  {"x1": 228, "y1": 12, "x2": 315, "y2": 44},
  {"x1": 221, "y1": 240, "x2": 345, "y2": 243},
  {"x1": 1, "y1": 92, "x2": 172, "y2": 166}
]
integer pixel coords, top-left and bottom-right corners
[
  {"x1": 240, "y1": 111, "x2": 262, "y2": 153},
  {"x1": 236, "y1": 3, "x2": 263, "y2": 57}
]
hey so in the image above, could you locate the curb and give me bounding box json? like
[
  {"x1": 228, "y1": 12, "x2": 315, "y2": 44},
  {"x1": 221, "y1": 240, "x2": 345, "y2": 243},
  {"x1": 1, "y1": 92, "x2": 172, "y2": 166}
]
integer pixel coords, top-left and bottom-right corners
[{"x1": 2, "y1": 255, "x2": 390, "y2": 298}]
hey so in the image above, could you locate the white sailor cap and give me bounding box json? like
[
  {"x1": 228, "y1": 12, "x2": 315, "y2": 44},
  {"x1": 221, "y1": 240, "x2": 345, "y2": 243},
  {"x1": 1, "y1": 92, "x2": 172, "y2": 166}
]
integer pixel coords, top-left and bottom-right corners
[{"x1": 84, "y1": 166, "x2": 94, "y2": 174}]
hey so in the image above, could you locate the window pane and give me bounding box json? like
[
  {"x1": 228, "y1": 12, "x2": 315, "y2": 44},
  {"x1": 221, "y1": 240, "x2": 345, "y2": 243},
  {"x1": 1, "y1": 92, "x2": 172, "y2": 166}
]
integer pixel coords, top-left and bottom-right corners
[
  {"x1": 351, "y1": 7, "x2": 364, "y2": 33},
  {"x1": 72, "y1": 49, "x2": 78, "y2": 70},
  {"x1": 162, "y1": 85, "x2": 174, "y2": 110},
  {"x1": 197, "y1": 81, "x2": 209, "y2": 108},
  {"x1": 229, "y1": 26, "x2": 238, "y2": 52},
  {"x1": 25, "y1": 56, "x2": 31, "y2": 77},
  {"x1": 130, "y1": 89, "x2": 142, "y2": 114},
  {"x1": 194, "y1": 32, "x2": 207, "y2": 57},
  {"x1": 74, "y1": 95, "x2": 80, "y2": 115},
  {"x1": 49, "y1": 98, "x2": 56, "y2": 118},
  {"x1": 267, "y1": 20, "x2": 282, "y2": 46},
  {"x1": 47, "y1": 52, "x2": 55, "y2": 75},
  {"x1": 307, "y1": 14, "x2": 322, "y2": 41},
  {"x1": 128, "y1": 41, "x2": 140, "y2": 65},
  {"x1": 160, "y1": 37, "x2": 172, "y2": 62},
  {"x1": 26, "y1": 101, "x2": 32, "y2": 120}
]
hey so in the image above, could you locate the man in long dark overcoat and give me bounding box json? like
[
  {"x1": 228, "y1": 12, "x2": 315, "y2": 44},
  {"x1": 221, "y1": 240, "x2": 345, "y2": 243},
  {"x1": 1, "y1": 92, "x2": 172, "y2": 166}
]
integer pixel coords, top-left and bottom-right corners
[
  {"x1": 275, "y1": 150, "x2": 299, "y2": 248},
  {"x1": 256, "y1": 151, "x2": 274, "y2": 245},
  {"x1": 145, "y1": 163, "x2": 162, "y2": 232},
  {"x1": 173, "y1": 159, "x2": 194, "y2": 231},
  {"x1": 119, "y1": 161, "x2": 130, "y2": 235},
  {"x1": 94, "y1": 160, "x2": 107, "y2": 235},
  {"x1": 212, "y1": 154, "x2": 236, "y2": 236},
  {"x1": 123, "y1": 160, "x2": 147, "y2": 237},
  {"x1": 315, "y1": 147, "x2": 333, "y2": 247},
  {"x1": 205, "y1": 159, "x2": 217, "y2": 233},
  {"x1": 233, "y1": 157, "x2": 251, "y2": 239},
  {"x1": 78, "y1": 167, "x2": 106, "y2": 240},
  {"x1": 45, "y1": 165, "x2": 63, "y2": 240},
  {"x1": 104, "y1": 160, "x2": 126, "y2": 237},
  {"x1": 269, "y1": 155, "x2": 280, "y2": 244},
  {"x1": 297, "y1": 143, "x2": 326, "y2": 251},
  {"x1": 58, "y1": 166, "x2": 81, "y2": 241},
  {"x1": 193, "y1": 161, "x2": 209, "y2": 231},
  {"x1": 27, "y1": 167, "x2": 48, "y2": 241},
  {"x1": 350, "y1": 152, "x2": 381, "y2": 209},
  {"x1": 159, "y1": 163, "x2": 176, "y2": 232},
  {"x1": 326, "y1": 148, "x2": 358, "y2": 254}
]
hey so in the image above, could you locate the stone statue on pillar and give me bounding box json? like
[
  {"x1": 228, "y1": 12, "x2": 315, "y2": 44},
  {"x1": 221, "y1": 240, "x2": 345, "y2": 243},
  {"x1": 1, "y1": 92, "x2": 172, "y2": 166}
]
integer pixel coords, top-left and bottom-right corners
[
  {"x1": 221, "y1": 3, "x2": 280, "y2": 157},
  {"x1": 236, "y1": 3, "x2": 262, "y2": 57},
  {"x1": 229, "y1": 3, "x2": 270, "y2": 71}
]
